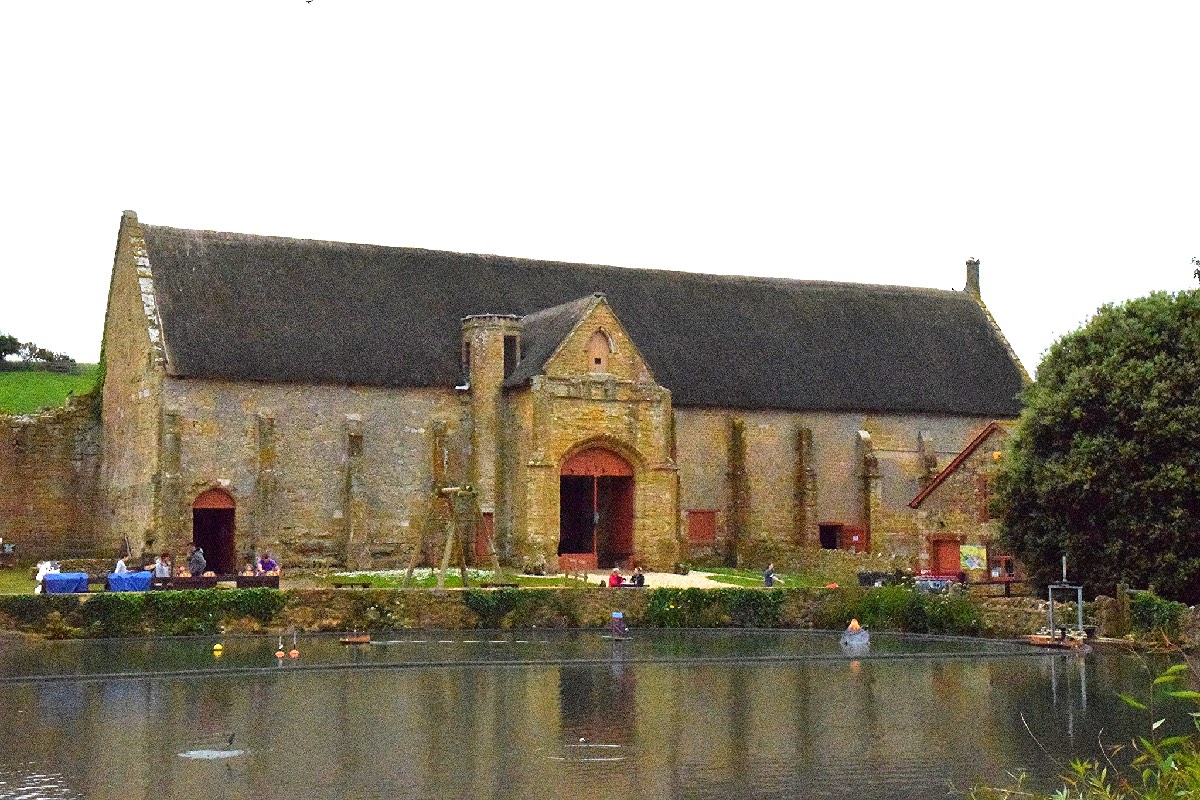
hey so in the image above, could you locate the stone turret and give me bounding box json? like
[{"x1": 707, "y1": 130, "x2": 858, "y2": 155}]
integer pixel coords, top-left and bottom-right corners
[{"x1": 460, "y1": 314, "x2": 523, "y2": 516}]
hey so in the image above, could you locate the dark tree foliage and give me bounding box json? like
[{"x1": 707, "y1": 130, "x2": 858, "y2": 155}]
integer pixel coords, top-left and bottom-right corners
[
  {"x1": 994, "y1": 291, "x2": 1200, "y2": 603},
  {"x1": 0, "y1": 333, "x2": 18, "y2": 360},
  {"x1": 0, "y1": 331, "x2": 74, "y2": 369}
]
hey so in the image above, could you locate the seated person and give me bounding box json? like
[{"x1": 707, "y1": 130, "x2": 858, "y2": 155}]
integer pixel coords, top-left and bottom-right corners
[
  {"x1": 240, "y1": 563, "x2": 256, "y2": 576},
  {"x1": 257, "y1": 552, "x2": 280, "y2": 575},
  {"x1": 113, "y1": 556, "x2": 130, "y2": 575},
  {"x1": 607, "y1": 567, "x2": 626, "y2": 587},
  {"x1": 629, "y1": 566, "x2": 645, "y2": 587}
]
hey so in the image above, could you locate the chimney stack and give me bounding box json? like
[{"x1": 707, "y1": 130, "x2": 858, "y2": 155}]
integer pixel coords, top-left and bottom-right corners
[{"x1": 965, "y1": 258, "x2": 980, "y2": 300}]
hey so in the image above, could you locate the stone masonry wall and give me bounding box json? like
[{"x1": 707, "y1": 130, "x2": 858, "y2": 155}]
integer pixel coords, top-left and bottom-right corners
[
  {"x1": 0, "y1": 397, "x2": 102, "y2": 560},
  {"x1": 99, "y1": 212, "x2": 167, "y2": 557},
  {"x1": 505, "y1": 300, "x2": 678, "y2": 570},
  {"x1": 160, "y1": 378, "x2": 469, "y2": 570},
  {"x1": 675, "y1": 409, "x2": 1001, "y2": 567},
  {"x1": 911, "y1": 426, "x2": 1010, "y2": 558}
]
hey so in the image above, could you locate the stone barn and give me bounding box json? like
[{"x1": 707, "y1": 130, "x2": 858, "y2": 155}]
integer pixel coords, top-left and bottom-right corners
[{"x1": 65, "y1": 212, "x2": 1027, "y2": 572}]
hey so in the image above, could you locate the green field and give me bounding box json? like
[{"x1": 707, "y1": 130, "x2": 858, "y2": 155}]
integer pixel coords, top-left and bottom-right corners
[{"x1": 0, "y1": 365, "x2": 99, "y2": 414}]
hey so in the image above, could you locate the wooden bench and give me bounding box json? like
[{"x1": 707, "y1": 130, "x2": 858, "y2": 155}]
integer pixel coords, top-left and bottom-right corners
[
  {"x1": 235, "y1": 574, "x2": 280, "y2": 589},
  {"x1": 154, "y1": 575, "x2": 221, "y2": 590},
  {"x1": 478, "y1": 582, "x2": 519, "y2": 589},
  {"x1": 332, "y1": 580, "x2": 372, "y2": 589}
]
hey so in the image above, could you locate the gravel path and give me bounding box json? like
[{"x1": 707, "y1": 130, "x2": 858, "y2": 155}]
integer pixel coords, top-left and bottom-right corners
[{"x1": 584, "y1": 570, "x2": 737, "y2": 589}]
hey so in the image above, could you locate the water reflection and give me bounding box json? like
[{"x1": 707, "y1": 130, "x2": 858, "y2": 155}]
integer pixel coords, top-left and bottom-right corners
[{"x1": 0, "y1": 632, "x2": 1183, "y2": 800}]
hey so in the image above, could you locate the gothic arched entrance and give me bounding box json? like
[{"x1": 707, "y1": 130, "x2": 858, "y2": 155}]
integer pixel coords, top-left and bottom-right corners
[
  {"x1": 559, "y1": 447, "x2": 635, "y2": 571},
  {"x1": 192, "y1": 488, "x2": 236, "y2": 574}
]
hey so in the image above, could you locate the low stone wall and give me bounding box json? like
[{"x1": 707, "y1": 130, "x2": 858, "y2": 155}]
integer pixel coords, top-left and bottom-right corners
[
  {"x1": 0, "y1": 397, "x2": 102, "y2": 561},
  {"x1": 10, "y1": 583, "x2": 1184, "y2": 643},
  {"x1": 0, "y1": 585, "x2": 1013, "y2": 639}
]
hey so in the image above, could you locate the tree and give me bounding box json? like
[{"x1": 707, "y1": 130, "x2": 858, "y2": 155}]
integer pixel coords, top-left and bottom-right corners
[
  {"x1": 993, "y1": 290, "x2": 1200, "y2": 603},
  {"x1": 0, "y1": 333, "x2": 18, "y2": 361}
]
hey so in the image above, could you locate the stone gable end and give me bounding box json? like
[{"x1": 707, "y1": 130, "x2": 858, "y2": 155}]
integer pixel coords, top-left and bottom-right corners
[{"x1": 539, "y1": 298, "x2": 656, "y2": 386}]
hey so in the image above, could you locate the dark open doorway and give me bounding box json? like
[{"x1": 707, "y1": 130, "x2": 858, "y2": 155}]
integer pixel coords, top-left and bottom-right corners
[
  {"x1": 818, "y1": 522, "x2": 842, "y2": 550},
  {"x1": 558, "y1": 447, "x2": 635, "y2": 570},
  {"x1": 192, "y1": 488, "x2": 236, "y2": 574}
]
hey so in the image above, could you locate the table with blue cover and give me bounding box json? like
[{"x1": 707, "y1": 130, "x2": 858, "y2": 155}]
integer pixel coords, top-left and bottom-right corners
[
  {"x1": 107, "y1": 571, "x2": 153, "y2": 592},
  {"x1": 42, "y1": 572, "x2": 90, "y2": 594}
]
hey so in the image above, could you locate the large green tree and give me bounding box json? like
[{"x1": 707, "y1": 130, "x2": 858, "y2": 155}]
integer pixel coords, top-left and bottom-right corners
[{"x1": 994, "y1": 290, "x2": 1200, "y2": 603}]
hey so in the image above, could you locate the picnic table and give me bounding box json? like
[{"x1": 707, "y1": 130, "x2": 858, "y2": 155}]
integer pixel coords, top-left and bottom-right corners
[
  {"x1": 108, "y1": 571, "x2": 154, "y2": 592},
  {"x1": 43, "y1": 572, "x2": 90, "y2": 593}
]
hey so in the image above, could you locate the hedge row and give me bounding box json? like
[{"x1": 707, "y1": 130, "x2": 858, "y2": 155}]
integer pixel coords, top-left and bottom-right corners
[
  {"x1": 0, "y1": 586, "x2": 989, "y2": 639},
  {"x1": 0, "y1": 589, "x2": 288, "y2": 638}
]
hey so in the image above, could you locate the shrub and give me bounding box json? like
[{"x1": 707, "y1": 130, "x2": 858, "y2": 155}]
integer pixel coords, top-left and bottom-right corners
[
  {"x1": 78, "y1": 593, "x2": 145, "y2": 638},
  {"x1": 813, "y1": 585, "x2": 985, "y2": 635},
  {"x1": 224, "y1": 588, "x2": 289, "y2": 625},
  {"x1": 1129, "y1": 591, "x2": 1188, "y2": 638}
]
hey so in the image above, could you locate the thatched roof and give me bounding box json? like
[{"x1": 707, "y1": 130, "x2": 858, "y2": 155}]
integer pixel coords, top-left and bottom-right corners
[{"x1": 139, "y1": 221, "x2": 1025, "y2": 415}]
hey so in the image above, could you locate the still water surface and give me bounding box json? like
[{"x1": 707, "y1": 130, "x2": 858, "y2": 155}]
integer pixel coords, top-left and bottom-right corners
[{"x1": 0, "y1": 630, "x2": 1177, "y2": 799}]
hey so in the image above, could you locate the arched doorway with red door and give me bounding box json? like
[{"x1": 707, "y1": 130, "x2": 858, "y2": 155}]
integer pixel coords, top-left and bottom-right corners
[
  {"x1": 192, "y1": 488, "x2": 237, "y2": 575},
  {"x1": 558, "y1": 446, "x2": 635, "y2": 572}
]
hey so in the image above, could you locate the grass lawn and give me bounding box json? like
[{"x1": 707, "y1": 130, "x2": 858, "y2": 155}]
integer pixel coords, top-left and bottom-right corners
[
  {"x1": 0, "y1": 568, "x2": 35, "y2": 595},
  {"x1": 699, "y1": 566, "x2": 837, "y2": 588},
  {"x1": 0, "y1": 365, "x2": 99, "y2": 415},
  {"x1": 321, "y1": 568, "x2": 592, "y2": 589}
]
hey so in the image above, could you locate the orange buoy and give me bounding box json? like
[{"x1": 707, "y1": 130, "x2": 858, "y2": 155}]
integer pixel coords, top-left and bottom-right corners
[
  {"x1": 275, "y1": 649, "x2": 285, "y2": 658},
  {"x1": 288, "y1": 649, "x2": 299, "y2": 658}
]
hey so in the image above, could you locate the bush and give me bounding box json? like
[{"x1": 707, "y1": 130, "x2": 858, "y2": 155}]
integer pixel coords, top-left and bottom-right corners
[
  {"x1": 78, "y1": 592, "x2": 144, "y2": 638},
  {"x1": 1129, "y1": 591, "x2": 1188, "y2": 638},
  {"x1": 814, "y1": 585, "x2": 985, "y2": 635},
  {"x1": 0, "y1": 589, "x2": 288, "y2": 638}
]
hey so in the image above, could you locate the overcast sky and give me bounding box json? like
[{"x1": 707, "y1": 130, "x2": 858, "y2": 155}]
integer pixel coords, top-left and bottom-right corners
[{"x1": 2, "y1": 2, "x2": 1197, "y2": 375}]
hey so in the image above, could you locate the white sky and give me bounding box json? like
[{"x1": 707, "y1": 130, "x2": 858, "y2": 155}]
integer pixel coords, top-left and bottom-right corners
[{"x1": 2, "y1": 2, "x2": 1197, "y2": 375}]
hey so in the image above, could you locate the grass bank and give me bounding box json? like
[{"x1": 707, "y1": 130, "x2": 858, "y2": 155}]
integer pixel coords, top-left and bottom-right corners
[{"x1": 0, "y1": 364, "x2": 99, "y2": 414}]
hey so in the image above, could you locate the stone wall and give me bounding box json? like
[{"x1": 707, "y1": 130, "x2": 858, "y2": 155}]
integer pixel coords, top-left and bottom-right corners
[
  {"x1": 0, "y1": 397, "x2": 102, "y2": 560},
  {"x1": 504, "y1": 300, "x2": 677, "y2": 570},
  {"x1": 910, "y1": 424, "x2": 1010, "y2": 567},
  {"x1": 674, "y1": 409, "x2": 1000, "y2": 566},
  {"x1": 99, "y1": 211, "x2": 167, "y2": 557},
  {"x1": 159, "y1": 378, "x2": 469, "y2": 570}
]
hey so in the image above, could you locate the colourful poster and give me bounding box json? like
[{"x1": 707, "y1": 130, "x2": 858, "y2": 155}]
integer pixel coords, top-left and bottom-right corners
[{"x1": 961, "y1": 545, "x2": 987, "y2": 570}]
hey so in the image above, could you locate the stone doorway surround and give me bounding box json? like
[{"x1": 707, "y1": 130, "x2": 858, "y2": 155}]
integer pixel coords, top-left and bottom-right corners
[
  {"x1": 558, "y1": 447, "x2": 634, "y2": 571},
  {"x1": 192, "y1": 487, "x2": 236, "y2": 574}
]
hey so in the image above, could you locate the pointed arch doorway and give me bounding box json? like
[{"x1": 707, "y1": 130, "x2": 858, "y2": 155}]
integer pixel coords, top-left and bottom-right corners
[
  {"x1": 192, "y1": 488, "x2": 237, "y2": 574},
  {"x1": 559, "y1": 447, "x2": 634, "y2": 571}
]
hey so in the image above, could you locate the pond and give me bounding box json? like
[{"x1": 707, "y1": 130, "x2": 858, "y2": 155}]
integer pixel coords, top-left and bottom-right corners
[{"x1": 0, "y1": 630, "x2": 1183, "y2": 800}]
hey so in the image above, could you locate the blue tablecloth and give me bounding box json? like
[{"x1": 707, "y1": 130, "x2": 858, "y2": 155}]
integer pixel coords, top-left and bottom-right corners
[
  {"x1": 43, "y1": 572, "x2": 89, "y2": 593},
  {"x1": 108, "y1": 571, "x2": 153, "y2": 592}
]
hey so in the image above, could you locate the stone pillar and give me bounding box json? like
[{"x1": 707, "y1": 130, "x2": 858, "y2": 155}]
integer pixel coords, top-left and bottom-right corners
[
  {"x1": 462, "y1": 314, "x2": 523, "y2": 553},
  {"x1": 857, "y1": 430, "x2": 880, "y2": 547},
  {"x1": 343, "y1": 415, "x2": 366, "y2": 568},
  {"x1": 917, "y1": 430, "x2": 938, "y2": 488},
  {"x1": 254, "y1": 410, "x2": 277, "y2": 563},
  {"x1": 727, "y1": 417, "x2": 749, "y2": 567},
  {"x1": 159, "y1": 409, "x2": 184, "y2": 553},
  {"x1": 794, "y1": 427, "x2": 816, "y2": 547}
]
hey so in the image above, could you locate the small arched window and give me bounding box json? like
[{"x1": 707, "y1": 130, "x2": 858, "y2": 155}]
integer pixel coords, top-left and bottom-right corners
[{"x1": 586, "y1": 329, "x2": 613, "y2": 372}]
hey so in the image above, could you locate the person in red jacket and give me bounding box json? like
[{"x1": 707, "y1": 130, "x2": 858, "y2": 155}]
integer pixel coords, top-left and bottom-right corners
[{"x1": 608, "y1": 567, "x2": 626, "y2": 587}]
